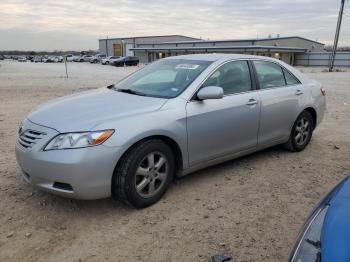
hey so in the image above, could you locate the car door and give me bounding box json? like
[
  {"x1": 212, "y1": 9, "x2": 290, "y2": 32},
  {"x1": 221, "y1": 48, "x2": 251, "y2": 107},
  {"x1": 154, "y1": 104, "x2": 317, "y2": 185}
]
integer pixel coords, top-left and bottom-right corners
[
  {"x1": 186, "y1": 60, "x2": 260, "y2": 166},
  {"x1": 252, "y1": 60, "x2": 304, "y2": 144},
  {"x1": 124, "y1": 57, "x2": 131, "y2": 65}
]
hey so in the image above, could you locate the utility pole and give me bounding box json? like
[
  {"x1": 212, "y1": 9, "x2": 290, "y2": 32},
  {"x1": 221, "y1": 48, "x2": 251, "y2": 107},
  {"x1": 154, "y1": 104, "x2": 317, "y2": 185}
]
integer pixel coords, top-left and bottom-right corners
[
  {"x1": 64, "y1": 56, "x2": 68, "y2": 78},
  {"x1": 329, "y1": 0, "x2": 345, "y2": 71}
]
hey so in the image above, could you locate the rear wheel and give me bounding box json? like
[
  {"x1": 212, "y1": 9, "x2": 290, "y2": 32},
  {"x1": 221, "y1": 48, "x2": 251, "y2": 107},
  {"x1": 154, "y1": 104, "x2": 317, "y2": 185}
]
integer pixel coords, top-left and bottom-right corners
[
  {"x1": 284, "y1": 110, "x2": 314, "y2": 152},
  {"x1": 112, "y1": 139, "x2": 175, "y2": 208}
]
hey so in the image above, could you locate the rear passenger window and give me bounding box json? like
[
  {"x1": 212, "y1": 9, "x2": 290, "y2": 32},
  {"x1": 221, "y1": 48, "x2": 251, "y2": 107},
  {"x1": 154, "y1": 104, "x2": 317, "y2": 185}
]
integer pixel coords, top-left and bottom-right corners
[
  {"x1": 283, "y1": 68, "x2": 300, "y2": 85},
  {"x1": 203, "y1": 61, "x2": 252, "y2": 95},
  {"x1": 253, "y1": 61, "x2": 286, "y2": 89}
]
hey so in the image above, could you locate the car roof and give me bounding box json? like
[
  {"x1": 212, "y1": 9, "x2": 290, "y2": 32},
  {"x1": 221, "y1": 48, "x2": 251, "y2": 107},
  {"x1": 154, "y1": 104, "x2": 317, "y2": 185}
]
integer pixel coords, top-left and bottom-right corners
[{"x1": 165, "y1": 53, "x2": 276, "y2": 62}]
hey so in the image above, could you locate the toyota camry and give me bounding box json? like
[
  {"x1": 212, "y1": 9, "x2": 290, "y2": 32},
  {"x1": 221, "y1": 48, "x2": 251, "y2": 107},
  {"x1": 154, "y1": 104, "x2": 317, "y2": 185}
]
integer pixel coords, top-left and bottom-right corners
[{"x1": 15, "y1": 54, "x2": 326, "y2": 208}]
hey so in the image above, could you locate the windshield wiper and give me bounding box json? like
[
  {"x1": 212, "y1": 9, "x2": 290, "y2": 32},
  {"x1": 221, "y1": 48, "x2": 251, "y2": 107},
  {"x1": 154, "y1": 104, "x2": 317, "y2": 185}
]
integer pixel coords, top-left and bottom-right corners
[{"x1": 116, "y1": 88, "x2": 147, "y2": 96}]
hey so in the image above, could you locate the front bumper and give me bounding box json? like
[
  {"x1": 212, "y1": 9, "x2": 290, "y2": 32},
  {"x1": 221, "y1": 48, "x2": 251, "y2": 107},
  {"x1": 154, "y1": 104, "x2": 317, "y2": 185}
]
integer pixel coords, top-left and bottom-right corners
[{"x1": 15, "y1": 119, "x2": 126, "y2": 200}]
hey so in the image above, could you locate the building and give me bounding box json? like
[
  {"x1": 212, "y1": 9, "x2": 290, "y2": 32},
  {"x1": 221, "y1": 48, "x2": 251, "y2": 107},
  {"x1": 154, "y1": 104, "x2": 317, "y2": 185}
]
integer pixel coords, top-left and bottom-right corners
[
  {"x1": 98, "y1": 35, "x2": 199, "y2": 58},
  {"x1": 98, "y1": 35, "x2": 325, "y2": 65}
]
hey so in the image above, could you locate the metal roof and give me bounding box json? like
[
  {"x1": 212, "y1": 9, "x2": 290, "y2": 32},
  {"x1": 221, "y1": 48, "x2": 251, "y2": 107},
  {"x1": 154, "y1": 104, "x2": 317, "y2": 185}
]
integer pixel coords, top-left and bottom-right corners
[
  {"x1": 130, "y1": 45, "x2": 308, "y2": 53},
  {"x1": 157, "y1": 36, "x2": 324, "y2": 46},
  {"x1": 98, "y1": 35, "x2": 199, "y2": 41}
]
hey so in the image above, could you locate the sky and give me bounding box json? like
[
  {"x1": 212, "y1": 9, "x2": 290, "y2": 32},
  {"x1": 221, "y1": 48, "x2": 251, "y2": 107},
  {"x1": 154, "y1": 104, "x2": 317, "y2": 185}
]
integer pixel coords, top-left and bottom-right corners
[{"x1": 0, "y1": 0, "x2": 349, "y2": 51}]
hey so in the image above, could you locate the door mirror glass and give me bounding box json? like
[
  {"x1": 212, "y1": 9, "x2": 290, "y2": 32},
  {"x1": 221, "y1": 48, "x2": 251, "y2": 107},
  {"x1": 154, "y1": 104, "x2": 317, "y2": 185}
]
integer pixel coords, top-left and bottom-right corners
[{"x1": 197, "y1": 86, "x2": 224, "y2": 100}]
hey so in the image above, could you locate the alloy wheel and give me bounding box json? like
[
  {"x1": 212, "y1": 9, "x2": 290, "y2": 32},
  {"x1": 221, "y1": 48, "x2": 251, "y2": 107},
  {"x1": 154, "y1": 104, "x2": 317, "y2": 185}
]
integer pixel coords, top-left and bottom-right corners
[
  {"x1": 135, "y1": 152, "x2": 168, "y2": 198},
  {"x1": 294, "y1": 117, "x2": 311, "y2": 146}
]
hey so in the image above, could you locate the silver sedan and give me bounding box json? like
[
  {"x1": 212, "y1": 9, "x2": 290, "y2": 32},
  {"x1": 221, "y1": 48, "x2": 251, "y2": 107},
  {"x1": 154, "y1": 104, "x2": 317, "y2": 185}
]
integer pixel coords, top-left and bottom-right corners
[{"x1": 15, "y1": 54, "x2": 326, "y2": 208}]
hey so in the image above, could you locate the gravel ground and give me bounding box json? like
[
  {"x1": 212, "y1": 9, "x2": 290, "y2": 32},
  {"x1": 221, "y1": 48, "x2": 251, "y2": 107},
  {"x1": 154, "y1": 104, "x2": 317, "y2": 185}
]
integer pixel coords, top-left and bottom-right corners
[{"x1": 0, "y1": 61, "x2": 349, "y2": 262}]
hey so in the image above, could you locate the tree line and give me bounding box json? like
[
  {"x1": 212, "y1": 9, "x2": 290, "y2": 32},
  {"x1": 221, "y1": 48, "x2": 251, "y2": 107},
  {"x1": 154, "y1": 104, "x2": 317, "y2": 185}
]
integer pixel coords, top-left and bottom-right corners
[{"x1": 0, "y1": 50, "x2": 98, "y2": 56}]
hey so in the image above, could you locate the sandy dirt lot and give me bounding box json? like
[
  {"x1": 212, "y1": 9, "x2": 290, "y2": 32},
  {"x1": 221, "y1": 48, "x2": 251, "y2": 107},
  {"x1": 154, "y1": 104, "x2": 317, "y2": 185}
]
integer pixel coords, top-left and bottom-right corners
[{"x1": 0, "y1": 60, "x2": 349, "y2": 262}]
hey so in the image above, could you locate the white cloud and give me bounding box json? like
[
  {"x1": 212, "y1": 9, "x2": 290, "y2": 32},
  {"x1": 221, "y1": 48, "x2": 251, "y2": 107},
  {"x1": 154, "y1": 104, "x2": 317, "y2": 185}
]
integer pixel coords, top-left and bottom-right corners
[{"x1": 0, "y1": 0, "x2": 349, "y2": 50}]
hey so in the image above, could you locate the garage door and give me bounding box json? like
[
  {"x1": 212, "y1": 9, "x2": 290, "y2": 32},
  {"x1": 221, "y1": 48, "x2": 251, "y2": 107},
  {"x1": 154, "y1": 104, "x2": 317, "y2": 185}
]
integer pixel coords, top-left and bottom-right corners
[{"x1": 113, "y1": 44, "x2": 122, "y2": 56}]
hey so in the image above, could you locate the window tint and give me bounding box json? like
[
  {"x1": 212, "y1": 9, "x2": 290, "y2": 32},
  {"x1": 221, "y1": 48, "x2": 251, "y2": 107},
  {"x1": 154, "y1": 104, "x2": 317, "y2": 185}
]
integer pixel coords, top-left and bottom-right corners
[
  {"x1": 283, "y1": 68, "x2": 300, "y2": 85},
  {"x1": 203, "y1": 61, "x2": 251, "y2": 95},
  {"x1": 253, "y1": 61, "x2": 286, "y2": 89}
]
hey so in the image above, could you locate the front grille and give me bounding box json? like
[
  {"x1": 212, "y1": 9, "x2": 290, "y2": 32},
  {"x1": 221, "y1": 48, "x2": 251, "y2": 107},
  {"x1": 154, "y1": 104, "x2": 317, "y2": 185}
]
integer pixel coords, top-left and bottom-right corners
[{"x1": 18, "y1": 129, "x2": 46, "y2": 149}]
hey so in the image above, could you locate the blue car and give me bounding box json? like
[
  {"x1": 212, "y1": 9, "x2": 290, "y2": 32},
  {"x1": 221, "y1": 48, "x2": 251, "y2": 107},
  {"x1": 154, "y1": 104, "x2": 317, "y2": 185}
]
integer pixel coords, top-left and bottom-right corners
[{"x1": 290, "y1": 176, "x2": 350, "y2": 262}]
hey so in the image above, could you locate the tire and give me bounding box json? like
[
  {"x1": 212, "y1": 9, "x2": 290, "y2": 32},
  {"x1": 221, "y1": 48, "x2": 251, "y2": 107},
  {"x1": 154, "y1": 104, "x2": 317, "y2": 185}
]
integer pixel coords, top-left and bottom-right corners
[
  {"x1": 112, "y1": 139, "x2": 175, "y2": 208},
  {"x1": 284, "y1": 110, "x2": 314, "y2": 152}
]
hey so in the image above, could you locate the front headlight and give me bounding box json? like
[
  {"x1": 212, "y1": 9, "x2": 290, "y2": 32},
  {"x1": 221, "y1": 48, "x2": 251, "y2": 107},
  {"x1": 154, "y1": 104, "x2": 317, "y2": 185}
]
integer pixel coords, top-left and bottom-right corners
[
  {"x1": 44, "y1": 130, "x2": 114, "y2": 150},
  {"x1": 290, "y1": 204, "x2": 329, "y2": 262}
]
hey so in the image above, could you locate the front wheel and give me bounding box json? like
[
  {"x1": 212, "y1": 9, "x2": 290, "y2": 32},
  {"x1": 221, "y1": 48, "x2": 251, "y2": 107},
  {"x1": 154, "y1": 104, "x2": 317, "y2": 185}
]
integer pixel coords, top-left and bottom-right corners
[
  {"x1": 284, "y1": 110, "x2": 314, "y2": 152},
  {"x1": 112, "y1": 139, "x2": 175, "y2": 208}
]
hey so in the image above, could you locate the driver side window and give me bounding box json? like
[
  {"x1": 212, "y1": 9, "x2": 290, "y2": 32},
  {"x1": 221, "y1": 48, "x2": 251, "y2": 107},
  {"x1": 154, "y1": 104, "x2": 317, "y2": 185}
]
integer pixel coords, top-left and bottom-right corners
[{"x1": 203, "y1": 61, "x2": 252, "y2": 95}]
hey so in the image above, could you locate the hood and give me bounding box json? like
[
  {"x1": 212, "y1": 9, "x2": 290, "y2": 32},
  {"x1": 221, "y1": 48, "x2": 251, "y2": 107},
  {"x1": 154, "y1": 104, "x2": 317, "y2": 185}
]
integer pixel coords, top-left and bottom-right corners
[
  {"x1": 28, "y1": 87, "x2": 167, "y2": 132},
  {"x1": 322, "y1": 176, "x2": 350, "y2": 262}
]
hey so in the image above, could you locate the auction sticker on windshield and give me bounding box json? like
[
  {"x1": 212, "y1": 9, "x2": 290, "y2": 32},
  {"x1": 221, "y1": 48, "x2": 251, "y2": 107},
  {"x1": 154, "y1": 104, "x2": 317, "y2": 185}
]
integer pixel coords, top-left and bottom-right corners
[{"x1": 175, "y1": 64, "x2": 200, "y2": 70}]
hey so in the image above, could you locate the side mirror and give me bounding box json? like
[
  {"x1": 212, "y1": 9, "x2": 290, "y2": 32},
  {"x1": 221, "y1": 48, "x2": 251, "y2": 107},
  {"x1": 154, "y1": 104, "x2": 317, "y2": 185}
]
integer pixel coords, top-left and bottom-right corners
[{"x1": 197, "y1": 86, "x2": 224, "y2": 100}]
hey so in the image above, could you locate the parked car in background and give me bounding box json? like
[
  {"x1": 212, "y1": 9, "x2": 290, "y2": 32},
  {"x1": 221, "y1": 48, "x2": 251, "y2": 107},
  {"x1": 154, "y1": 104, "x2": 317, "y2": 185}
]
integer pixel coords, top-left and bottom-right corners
[
  {"x1": 73, "y1": 56, "x2": 80, "y2": 62},
  {"x1": 27, "y1": 56, "x2": 35, "y2": 62},
  {"x1": 42, "y1": 56, "x2": 51, "y2": 63},
  {"x1": 15, "y1": 54, "x2": 326, "y2": 208},
  {"x1": 33, "y1": 56, "x2": 43, "y2": 63},
  {"x1": 113, "y1": 56, "x2": 139, "y2": 67},
  {"x1": 65, "y1": 54, "x2": 75, "y2": 62},
  {"x1": 73, "y1": 55, "x2": 83, "y2": 62},
  {"x1": 55, "y1": 56, "x2": 63, "y2": 63},
  {"x1": 71, "y1": 55, "x2": 81, "y2": 62},
  {"x1": 74, "y1": 55, "x2": 93, "y2": 62},
  {"x1": 0, "y1": 55, "x2": 4, "y2": 60},
  {"x1": 290, "y1": 175, "x2": 350, "y2": 262},
  {"x1": 17, "y1": 56, "x2": 27, "y2": 62},
  {"x1": 90, "y1": 54, "x2": 107, "y2": 63},
  {"x1": 101, "y1": 56, "x2": 121, "y2": 65},
  {"x1": 42, "y1": 56, "x2": 57, "y2": 63}
]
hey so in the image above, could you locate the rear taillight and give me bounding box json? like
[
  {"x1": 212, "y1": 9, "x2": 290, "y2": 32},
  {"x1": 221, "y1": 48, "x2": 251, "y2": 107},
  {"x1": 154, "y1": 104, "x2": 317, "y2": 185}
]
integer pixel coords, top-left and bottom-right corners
[{"x1": 320, "y1": 87, "x2": 326, "y2": 96}]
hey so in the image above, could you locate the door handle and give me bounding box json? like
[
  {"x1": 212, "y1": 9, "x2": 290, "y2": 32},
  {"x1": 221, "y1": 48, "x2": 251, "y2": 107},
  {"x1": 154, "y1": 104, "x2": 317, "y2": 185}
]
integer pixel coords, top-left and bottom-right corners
[
  {"x1": 246, "y1": 99, "x2": 258, "y2": 106},
  {"x1": 295, "y1": 90, "x2": 304, "y2": 96}
]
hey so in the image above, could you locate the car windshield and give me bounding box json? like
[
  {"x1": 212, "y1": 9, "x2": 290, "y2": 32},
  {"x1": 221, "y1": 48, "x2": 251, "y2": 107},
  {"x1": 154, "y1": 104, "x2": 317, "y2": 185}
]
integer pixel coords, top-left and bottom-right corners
[{"x1": 113, "y1": 59, "x2": 212, "y2": 98}]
